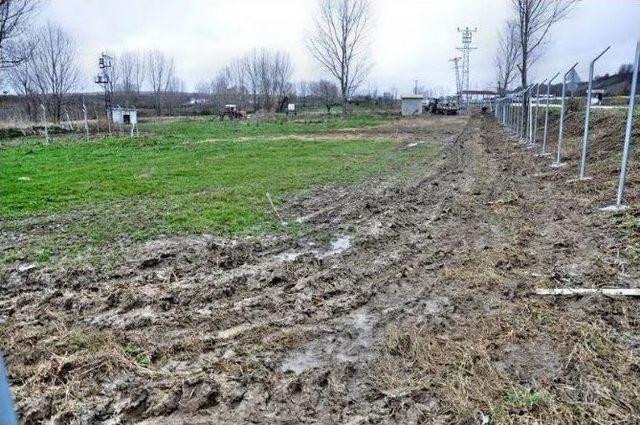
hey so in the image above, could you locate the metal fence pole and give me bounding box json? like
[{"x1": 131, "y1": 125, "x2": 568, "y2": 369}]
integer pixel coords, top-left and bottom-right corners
[
  {"x1": 602, "y1": 40, "x2": 640, "y2": 211},
  {"x1": 40, "y1": 104, "x2": 49, "y2": 144},
  {"x1": 552, "y1": 62, "x2": 579, "y2": 167},
  {"x1": 579, "y1": 46, "x2": 611, "y2": 180},
  {"x1": 528, "y1": 85, "x2": 535, "y2": 144},
  {"x1": 65, "y1": 109, "x2": 74, "y2": 131},
  {"x1": 531, "y1": 80, "x2": 545, "y2": 148},
  {"x1": 541, "y1": 72, "x2": 560, "y2": 156}
]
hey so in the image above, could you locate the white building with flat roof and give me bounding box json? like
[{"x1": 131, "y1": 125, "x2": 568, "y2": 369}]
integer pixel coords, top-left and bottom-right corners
[
  {"x1": 401, "y1": 94, "x2": 424, "y2": 116},
  {"x1": 111, "y1": 107, "x2": 137, "y2": 125}
]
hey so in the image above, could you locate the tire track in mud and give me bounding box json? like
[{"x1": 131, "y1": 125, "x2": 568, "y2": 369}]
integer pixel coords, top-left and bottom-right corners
[{"x1": 3, "y1": 114, "x2": 640, "y2": 424}]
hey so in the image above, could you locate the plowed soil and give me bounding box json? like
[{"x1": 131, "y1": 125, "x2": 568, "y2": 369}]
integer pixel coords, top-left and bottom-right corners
[{"x1": 2, "y1": 113, "x2": 640, "y2": 424}]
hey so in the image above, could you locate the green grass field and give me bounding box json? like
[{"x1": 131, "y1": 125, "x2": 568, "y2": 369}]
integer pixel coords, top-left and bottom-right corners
[{"x1": 1, "y1": 114, "x2": 435, "y2": 263}]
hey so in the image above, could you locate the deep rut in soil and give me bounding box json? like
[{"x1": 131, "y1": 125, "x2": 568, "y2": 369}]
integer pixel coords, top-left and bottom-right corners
[{"x1": 2, "y1": 115, "x2": 640, "y2": 424}]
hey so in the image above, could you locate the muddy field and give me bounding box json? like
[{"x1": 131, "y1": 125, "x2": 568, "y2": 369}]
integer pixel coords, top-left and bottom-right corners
[{"x1": 2, "y1": 112, "x2": 640, "y2": 424}]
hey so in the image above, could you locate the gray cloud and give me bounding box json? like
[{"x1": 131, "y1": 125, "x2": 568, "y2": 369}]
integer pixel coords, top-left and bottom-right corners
[{"x1": 36, "y1": 0, "x2": 640, "y2": 94}]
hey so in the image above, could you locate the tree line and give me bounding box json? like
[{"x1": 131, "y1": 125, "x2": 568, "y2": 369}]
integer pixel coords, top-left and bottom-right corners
[{"x1": 0, "y1": 0, "x2": 376, "y2": 122}]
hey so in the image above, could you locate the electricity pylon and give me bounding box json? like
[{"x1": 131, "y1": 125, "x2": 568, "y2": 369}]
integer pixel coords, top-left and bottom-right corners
[{"x1": 456, "y1": 26, "x2": 477, "y2": 110}]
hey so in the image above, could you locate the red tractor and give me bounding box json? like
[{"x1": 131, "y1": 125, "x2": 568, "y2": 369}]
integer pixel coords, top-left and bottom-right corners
[{"x1": 219, "y1": 104, "x2": 247, "y2": 120}]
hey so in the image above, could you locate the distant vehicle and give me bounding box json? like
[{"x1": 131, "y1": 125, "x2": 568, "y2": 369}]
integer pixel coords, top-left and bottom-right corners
[
  {"x1": 219, "y1": 104, "x2": 247, "y2": 120},
  {"x1": 425, "y1": 97, "x2": 459, "y2": 115}
]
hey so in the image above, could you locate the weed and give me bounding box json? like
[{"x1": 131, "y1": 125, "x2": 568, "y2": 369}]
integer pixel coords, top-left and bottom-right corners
[
  {"x1": 123, "y1": 344, "x2": 151, "y2": 367},
  {"x1": 503, "y1": 388, "x2": 544, "y2": 411},
  {"x1": 35, "y1": 248, "x2": 52, "y2": 263}
]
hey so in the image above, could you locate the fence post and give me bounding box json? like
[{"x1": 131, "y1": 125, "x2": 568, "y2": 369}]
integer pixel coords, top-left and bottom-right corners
[
  {"x1": 528, "y1": 85, "x2": 535, "y2": 144},
  {"x1": 540, "y1": 72, "x2": 560, "y2": 156},
  {"x1": 602, "y1": 41, "x2": 640, "y2": 211},
  {"x1": 530, "y1": 80, "x2": 545, "y2": 149},
  {"x1": 552, "y1": 62, "x2": 579, "y2": 168},
  {"x1": 40, "y1": 104, "x2": 49, "y2": 144},
  {"x1": 82, "y1": 103, "x2": 89, "y2": 141},
  {"x1": 578, "y1": 46, "x2": 611, "y2": 180},
  {"x1": 65, "y1": 109, "x2": 74, "y2": 131}
]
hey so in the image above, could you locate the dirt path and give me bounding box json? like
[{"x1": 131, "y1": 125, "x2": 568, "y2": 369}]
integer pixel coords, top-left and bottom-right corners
[{"x1": 2, "y1": 115, "x2": 639, "y2": 424}]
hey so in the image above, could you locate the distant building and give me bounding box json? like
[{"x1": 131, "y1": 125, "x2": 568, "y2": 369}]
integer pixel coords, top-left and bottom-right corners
[
  {"x1": 111, "y1": 107, "x2": 137, "y2": 125},
  {"x1": 461, "y1": 90, "x2": 498, "y2": 102},
  {"x1": 188, "y1": 98, "x2": 208, "y2": 105},
  {"x1": 401, "y1": 94, "x2": 424, "y2": 116}
]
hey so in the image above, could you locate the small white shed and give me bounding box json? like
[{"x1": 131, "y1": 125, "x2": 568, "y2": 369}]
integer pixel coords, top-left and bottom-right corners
[
  {"x1": 111, "y1": 107, "x2": 137, "y2": 125},
  {"x1": 401, "y1": 95, "x2": 424, "y2": 116}
]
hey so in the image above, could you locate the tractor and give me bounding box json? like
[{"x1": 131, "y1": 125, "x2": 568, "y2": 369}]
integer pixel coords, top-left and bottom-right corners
[{"x1": 219, "y1": 104, "x2": 247, "y2": 120}]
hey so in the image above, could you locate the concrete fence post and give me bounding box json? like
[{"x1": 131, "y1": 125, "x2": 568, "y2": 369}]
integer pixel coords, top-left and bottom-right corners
[
  {"x1": 83, "y1": 103, "x2": 89, "y2": 141},
  {"x1": 578, "y1": 46, "x2": 611, "y2": 180},
  {"x1": 40, "y1": 104, "x2": 49, "y2": 144}
]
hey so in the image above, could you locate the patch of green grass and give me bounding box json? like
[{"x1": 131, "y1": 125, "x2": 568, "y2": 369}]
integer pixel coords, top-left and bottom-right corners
[
  {"x1": 1, "y1": 114, "x2": 437, "y2": 263},
  {"x1": 35, "y1": 248, "x2": 52, "y2": 263},
  {"x1": 503, "y1": 388, "x2": 545, "y2": 411}
]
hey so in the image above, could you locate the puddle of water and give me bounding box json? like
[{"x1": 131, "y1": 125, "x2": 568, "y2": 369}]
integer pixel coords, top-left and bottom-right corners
[
  {"x1": 280, "y1": 308, "x2": 375, "y2": 374},
  {"x1": 315, "y1": 235, "x2": 352, "y2": 259},
  {"x1": 331, "y1": 237, "x2": 351, "y2": 253},
  {"x1": 280, "y1": 351, "x2": 322, "y2": 375},
  {"x1": 278, "y1": 252, "x2": 303, "y2": 262}
]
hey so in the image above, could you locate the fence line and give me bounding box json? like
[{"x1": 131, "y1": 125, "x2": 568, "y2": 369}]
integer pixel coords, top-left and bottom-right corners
[{"x1": 493, "y1": 40, "x2": 639, "y2": 211}]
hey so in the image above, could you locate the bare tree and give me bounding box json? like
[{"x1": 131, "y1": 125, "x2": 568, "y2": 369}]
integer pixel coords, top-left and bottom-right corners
[
  {"x1": 0, "y1": 0, "x2": 39, "y2": 69},
  {"x1": 495, "y1": 20, "x2": 520, "y2": 95},
  {"x1": 310, "y1": 79, "x2": 339, "y2": 113},
  {"x1": 6, "y1": 36, "x2": 37, "y2": 118},
  {"x1": 195, "y1": 78, "x2": 212, "y2": 95},
  {"x1": 29, "y1": 22, "x2": 78, "y2": 121},
  {"x1": 145, "y1": 49, "x2": 174, "y2": 114},
  {"x1": 510, "y1": 0, "x2": 577, "y2": 89},
  {"x1": 119, "y1": 50, "x2": 145, "y2": 106},
  {"x1": 306, "y1": 0, "x2": 372, "y2": 114}
]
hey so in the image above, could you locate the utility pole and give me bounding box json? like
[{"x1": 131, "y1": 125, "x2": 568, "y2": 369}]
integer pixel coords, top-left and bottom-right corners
[
  {"x1": 449, "y1": 57, "x2": 462, "y2": 104},
  {"x1": 94, "y1": 52, "x2": 113, "y2": 130},
  {"x1": 456, "y1": 26, "x2": 477, "y2": 111}
]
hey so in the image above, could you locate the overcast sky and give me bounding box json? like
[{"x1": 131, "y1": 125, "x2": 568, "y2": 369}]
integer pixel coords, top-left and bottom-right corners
[{"x1": 35, "y1": 0, "x2": 640, "y2": 95}]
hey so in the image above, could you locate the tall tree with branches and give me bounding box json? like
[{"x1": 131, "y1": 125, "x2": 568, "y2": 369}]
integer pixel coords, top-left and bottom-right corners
[
  {"x1": 29, "y1": 22, "x2": 78, "y2": 122},
  {"x1": 495, "y1": 20, "x2": 520, "y2": 95},
  {"x1": 0, "y1": 0, "x2": 39, "y2": 69},
  {"x1": 510, "y1": 0, "x2": 578, "y2": 89},
  {"x1": 306, "y1": 0, "x2": 371, "y2": 114},
  {"x1": 145, "y1": 49, "x2": 175, "y2": 115}
]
